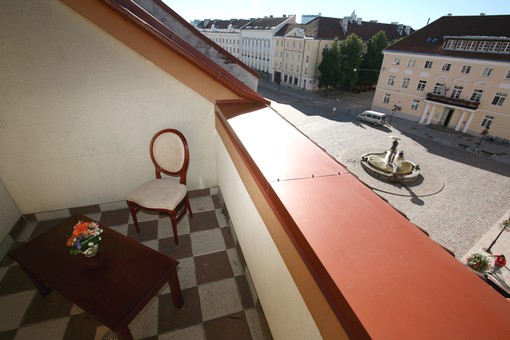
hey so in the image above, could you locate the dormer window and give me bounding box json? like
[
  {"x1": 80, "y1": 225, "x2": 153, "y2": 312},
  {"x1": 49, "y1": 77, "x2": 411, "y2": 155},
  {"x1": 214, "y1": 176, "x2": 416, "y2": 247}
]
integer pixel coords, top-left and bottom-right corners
[
  {"x1": 444, "y1": 40, "x2": 456, "y2": 49},
  {"x1": 455, "y1": 40, "x2": 467, "y2": 50}
]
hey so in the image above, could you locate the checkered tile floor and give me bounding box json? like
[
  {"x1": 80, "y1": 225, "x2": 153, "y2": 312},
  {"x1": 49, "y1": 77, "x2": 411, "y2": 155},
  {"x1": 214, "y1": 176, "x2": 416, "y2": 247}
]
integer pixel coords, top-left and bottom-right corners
[{"x1": 0, "y1": 188, "x2": 271, "y2": 339}]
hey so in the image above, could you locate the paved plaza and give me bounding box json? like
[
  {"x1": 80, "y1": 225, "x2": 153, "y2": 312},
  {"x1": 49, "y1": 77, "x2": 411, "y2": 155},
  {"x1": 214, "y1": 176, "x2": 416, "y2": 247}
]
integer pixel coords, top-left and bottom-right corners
[{"x1": 258, "y1": 80, "x2": 510, "y2": 285}]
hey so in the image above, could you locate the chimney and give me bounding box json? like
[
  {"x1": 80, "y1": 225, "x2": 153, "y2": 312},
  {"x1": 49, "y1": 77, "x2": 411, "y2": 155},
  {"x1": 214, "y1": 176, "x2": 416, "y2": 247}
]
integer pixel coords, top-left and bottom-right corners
[
  {"x1": 404, "y1": 25, "x2": 411, "y2": 35},
  {"x1": 447, "y1": 13, "x2": 452, "y2": 16},
  {"x1": 480, "y1": 13, "x2": 486, "y2": 16},
  {"x1": 342, "y1": 17, "x2": 349, "y2": 33},
  {"x1": 356, "y1": 18, "x2": 362, "y2": 25}
]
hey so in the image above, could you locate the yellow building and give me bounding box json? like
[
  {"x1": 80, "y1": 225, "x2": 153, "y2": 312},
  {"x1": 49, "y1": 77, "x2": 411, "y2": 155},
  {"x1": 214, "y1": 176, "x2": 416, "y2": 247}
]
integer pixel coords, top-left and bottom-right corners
[
  {"x1": 373, "y1": 14, "x2": 510, "y2": 140},
  {"x1": 273, "y1": 14, "x2": 413, "y2": 91}
]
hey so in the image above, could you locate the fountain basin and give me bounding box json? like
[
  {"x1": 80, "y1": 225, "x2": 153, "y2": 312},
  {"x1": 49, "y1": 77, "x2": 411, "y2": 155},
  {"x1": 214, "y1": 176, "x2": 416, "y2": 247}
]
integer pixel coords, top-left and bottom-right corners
[{"x1": 361, "y1": 152, "x2": 421, "y2": 183}]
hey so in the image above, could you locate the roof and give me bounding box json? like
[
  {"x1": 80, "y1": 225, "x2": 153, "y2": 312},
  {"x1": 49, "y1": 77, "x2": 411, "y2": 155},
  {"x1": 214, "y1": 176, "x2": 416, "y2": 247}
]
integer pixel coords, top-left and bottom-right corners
[
  {"x1": 196, "y1": 18, "x2": 251, "y2": 30},
  {"x1": 275, "y1": 16, "x2": 412, "y2": 41},
  {"x1": 346, "y1": 20, "x2": 413, "y2": 41},
  {"x1": 140, "y1": 0, "x2": 259, "y2": 79},
  {"x1": 98, "y1": 0, "x2": 268, "y2": 105},
  {"x1": 244, "y1": 16, "x2": 293, "y2": 30},
  {"x1": 385, "y1": 15, "x2": 510, "y2": 61}
]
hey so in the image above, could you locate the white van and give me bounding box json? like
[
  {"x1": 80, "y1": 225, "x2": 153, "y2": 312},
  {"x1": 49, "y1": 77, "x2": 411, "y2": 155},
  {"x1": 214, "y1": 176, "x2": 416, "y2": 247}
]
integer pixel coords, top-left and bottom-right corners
[{"x1": 357, "y1": 110, "x2": 387, "y2": 125}]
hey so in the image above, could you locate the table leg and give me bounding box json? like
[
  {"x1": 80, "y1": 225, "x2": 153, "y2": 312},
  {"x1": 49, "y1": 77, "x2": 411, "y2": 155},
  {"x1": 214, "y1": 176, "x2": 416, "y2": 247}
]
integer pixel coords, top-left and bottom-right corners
[
  {"x1": 169, "y1": 269, "x2": 184, "y2": 308},
  {"x1": 116, "y1": 327, "x2": 134, "y2": 340},
  {"x1": 21, "y1": 266, "x2": 52, "y2": 296}
]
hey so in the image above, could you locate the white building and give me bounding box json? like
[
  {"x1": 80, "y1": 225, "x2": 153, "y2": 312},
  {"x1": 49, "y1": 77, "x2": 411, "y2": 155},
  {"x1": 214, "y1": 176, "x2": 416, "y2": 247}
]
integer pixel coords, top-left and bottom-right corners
[{"x1": 240, "y1": 15, "x2": 296, "y2": 79}]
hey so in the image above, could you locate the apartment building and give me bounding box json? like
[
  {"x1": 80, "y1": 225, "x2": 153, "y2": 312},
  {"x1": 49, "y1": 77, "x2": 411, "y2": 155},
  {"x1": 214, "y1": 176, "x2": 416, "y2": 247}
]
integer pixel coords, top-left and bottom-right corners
[
  {"x1": 273, "y1": 13, "x2": 413, "y2": 91},
  {"x1": 240, "y1": 15, "x2": 296, "y2": 79},
  {"x1": 373, "y1": 14, "x2": 510, "y2": 140},
  {"x1": 195, "y1": 18, "x2": 250, "y2": 58}
]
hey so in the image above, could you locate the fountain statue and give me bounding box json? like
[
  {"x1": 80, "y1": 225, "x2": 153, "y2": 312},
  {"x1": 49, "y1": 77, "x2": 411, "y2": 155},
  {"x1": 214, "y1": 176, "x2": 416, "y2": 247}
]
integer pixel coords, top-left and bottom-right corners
[{"x1": 360, "y1": 136, "x2": 420, "y2": 183}]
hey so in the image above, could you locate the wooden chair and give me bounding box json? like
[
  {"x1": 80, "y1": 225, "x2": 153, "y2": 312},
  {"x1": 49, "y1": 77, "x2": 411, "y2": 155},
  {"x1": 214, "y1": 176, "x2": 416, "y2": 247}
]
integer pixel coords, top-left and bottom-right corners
[{"x1": 127, "y1": 129, "x2": 193, "y2": 244}]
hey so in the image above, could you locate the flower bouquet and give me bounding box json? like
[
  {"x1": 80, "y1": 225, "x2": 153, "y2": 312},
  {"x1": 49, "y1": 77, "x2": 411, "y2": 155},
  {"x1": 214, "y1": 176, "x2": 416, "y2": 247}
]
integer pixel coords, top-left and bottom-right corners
[
  {"x1": 466, "y1": 253, "x2": 490, "y2": 273},
  {"x1": 66, "y1": 220, "x2": 103, "y2": 257}
]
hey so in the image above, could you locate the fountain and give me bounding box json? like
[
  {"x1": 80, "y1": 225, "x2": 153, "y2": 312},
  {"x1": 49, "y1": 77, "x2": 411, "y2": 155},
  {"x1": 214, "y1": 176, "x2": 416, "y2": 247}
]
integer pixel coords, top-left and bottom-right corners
[{"x1": 360, "y1": 136, "x2": 420, "y2": 183}]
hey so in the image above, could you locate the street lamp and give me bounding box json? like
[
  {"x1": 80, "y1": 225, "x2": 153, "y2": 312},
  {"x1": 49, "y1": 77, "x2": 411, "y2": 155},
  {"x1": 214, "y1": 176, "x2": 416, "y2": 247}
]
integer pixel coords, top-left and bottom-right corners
[
  {"x1": 476, "y1": 128, "x2": 489, "y2": 149},
  {"x1": 389, "y1": 105, "x2": 397, "y2": 125},
  {"x1": 483, "y1": 219, "x2": 509, "y2": 254}
]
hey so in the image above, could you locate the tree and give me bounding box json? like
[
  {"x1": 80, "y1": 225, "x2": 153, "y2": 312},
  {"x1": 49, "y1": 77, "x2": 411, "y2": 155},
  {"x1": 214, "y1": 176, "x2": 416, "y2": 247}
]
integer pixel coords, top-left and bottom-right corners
[
  {"x1": 318, "y1": 38, "x2": 341, "y2": 88},
  {"x1": 339, "y1": 34, "x2": 364, "y2": 90},
  {"x1": 360, "y1": 31, "x2": 388, "y2": 84}
]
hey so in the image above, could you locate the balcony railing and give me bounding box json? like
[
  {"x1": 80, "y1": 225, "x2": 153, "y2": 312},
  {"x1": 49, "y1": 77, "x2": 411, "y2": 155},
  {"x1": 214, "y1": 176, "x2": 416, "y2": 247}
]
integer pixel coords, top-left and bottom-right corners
[{"x1": 426, "y1": 93, "x2": 480, "y2": 110}]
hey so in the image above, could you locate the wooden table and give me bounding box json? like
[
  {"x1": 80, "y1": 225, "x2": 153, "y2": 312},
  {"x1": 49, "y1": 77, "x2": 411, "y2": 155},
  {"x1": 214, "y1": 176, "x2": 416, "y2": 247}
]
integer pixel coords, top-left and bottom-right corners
[{"x1": 8, "y1": 214, "x2": 183, "y2": 340}]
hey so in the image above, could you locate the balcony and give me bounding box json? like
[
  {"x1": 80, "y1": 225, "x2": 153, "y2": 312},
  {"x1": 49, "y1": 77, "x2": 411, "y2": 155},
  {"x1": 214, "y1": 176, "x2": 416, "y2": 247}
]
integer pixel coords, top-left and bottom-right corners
[
  {"x1": 0, "y1": 188, "x2": 272, "y2": 339},
  {"x1": 2, "y1": 0, "x2": 510, "y2": 339},
  {"x1": 426, "y1": 92, "x2": 480, "y2": 110}
]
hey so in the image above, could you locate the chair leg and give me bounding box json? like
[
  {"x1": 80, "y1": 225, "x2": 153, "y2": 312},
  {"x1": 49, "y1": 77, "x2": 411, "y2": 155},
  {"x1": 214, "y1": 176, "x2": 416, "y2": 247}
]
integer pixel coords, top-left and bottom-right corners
[
  {"x1": 185, "y1": 195, "x2": 193, "y2": 218},
  {"x1": 127, "y1": 201, "x2": 141, "y2": 234},
  {"x1": 170, "y1": 213, "x2": 179, "y2": 245}
]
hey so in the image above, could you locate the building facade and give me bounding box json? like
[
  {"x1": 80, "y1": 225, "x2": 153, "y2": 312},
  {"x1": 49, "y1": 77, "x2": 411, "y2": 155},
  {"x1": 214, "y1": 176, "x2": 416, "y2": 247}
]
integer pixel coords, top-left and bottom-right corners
[
  {"x1": 273, "y1": 13, "x2": 413, "y2": 91},
  {"x1": 240, "y1": 15, "x2": 296, "y2": 79},
  {"x1": 194, "y1": 18, "x2": 250, "y2": 58},
  {"x1": 373, "y1": 15, "x2": 510, "y2": 140}
]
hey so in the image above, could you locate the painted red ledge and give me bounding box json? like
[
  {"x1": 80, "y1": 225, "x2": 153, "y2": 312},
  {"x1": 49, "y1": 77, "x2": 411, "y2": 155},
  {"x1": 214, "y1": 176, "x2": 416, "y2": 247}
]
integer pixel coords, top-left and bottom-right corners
[{"x1": 221, "y1": 102, "x2": 510, "y2": 339}]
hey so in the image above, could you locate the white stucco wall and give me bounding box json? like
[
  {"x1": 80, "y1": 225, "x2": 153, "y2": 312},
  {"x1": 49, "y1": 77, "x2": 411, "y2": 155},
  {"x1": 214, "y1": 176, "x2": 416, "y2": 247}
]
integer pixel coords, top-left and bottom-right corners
[
  {"x1": 0, "y1": 180, "x2": 21, "y2": 244},
  {"x1": 0, "y1": 0, "x2": 217, "y2": 214},
  {"x1": 216, "y1": 136, "x2": 321, "y2": 340}
]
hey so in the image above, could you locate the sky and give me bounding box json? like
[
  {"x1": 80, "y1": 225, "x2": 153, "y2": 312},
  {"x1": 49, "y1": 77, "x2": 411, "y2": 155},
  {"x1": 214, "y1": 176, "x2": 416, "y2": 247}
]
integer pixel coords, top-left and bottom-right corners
[{"x1": 164, "y1": 0, "x2": 510, "y2": 30}]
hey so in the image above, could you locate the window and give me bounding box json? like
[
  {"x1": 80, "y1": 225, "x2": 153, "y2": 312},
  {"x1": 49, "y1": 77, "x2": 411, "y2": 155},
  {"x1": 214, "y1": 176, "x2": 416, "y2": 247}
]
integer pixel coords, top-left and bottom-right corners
[
  {"x1": 410, "y1": 99, "x2": 420, "y2": 110},
  {"x1": 489, "y1": 42, "x2": 501, "y2": 52},
  {"x1": 417, "y1": 80, "x2": 427, "y2": 91},
  {"x1": 304, "y1": 67, "x2": 308, "y2": 75},
  {"x1": 444, "y1": 40, "x2": 456, "y2": 49},
  {"x1": 501, "y1": 42, "x2": 510, "y2": 53},
  {"x1": 450, "y1": 86, "x2": 463, "y2": 99},
  {"x1": 470, "y1": 89, "x2": 483, "y2": 102},
  {"x1": 383, "y1": 93, "x2": 391, "y2": 104},
  {"x1": 455, "y1": 40, "x2": 467, "y2": 50},
  {"x1": 477, "y1": 41, "x2": 490, "y2": 51},
  {"x1": 424, "y1": 61, "x2": 433, "y2": 69},
  {"x1": 407, "y1": 59, "x2": 416, "y2": 67},
  {"x1": 465, "y1": 41, "x2": 477, "y2": 51},
  {"x1": 481, "y1": 115, "x2": 494, "y2": 129},
  {"x1": 481, "y1": 67, "x2": 494, "y2": 77},
  {"x1": 442, "y1": 63, "x2": 451, "y2": 71},
  {"x1": 306, "y1": 56, "x2": 309, "y2": 62},
  {"x1": 492, "y1": 92, "x2": 507, "y2": 106},
  {"x1": 393, "y1": 57, "x2": 401, "y2": 65},
  {"x1": 387, "y1": 75, "x2": 396, "y2": 86},
  {"x1": 461, "y1": 65, "x2": 471, "y2": 74},
  {"x1": 401, "y1": 77, "x2": 410, "y2": 88},
  {"x1": 433, "y1": 83, "x2": 445, "y2": 95}
]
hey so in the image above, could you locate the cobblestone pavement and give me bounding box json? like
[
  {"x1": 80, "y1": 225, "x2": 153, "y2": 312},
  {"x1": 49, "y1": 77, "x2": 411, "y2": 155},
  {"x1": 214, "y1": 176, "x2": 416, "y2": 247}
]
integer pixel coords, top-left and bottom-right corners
[{"x1": 257, "y1": 80, "x2": 510, "y2": 264}]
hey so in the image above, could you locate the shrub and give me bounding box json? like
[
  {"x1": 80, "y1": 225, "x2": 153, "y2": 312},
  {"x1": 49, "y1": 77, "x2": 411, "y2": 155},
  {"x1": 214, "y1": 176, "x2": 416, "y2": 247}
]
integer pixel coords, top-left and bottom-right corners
[{"x1": 466, "y1": 253, "x2": 490, "y2": 273}]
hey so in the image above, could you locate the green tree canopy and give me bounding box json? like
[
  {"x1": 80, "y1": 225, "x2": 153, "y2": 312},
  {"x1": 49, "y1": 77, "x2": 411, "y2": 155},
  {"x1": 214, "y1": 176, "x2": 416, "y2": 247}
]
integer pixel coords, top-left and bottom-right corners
[
  {"x1": 360, "y1": 31, "x2": 389, "y2": 84},
  {"x1": 318, "y1": 38, "x2": 342, "y2": 88},
  {"x1": 339, "y1": 33, "x2": 364, "y2": 90}
]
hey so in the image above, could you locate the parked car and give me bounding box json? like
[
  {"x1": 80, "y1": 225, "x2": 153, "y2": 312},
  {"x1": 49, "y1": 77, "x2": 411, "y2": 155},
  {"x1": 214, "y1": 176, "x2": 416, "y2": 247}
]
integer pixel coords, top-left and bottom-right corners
[{"x1": 357, "y1": 110, "x2": 387, "y2": 125}]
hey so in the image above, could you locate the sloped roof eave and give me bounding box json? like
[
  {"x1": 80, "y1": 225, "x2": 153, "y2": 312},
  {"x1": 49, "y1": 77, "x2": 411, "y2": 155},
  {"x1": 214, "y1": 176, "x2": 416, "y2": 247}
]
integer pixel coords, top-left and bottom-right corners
[{"x1": 101, "y1": 0, "x2": 268, "y2": 105}]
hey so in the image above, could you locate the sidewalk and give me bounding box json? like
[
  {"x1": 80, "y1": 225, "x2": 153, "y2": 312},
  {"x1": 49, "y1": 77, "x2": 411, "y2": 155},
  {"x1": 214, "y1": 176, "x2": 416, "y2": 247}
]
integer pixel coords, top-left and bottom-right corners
[
  {"x1": 388, "y1": 116, "x2": 510, "y2": 166},
  {"x1": 462, "y1": 212, "x2": 510, "y2": 294}
]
